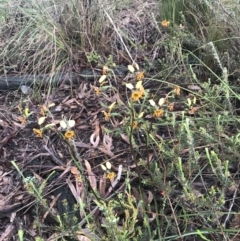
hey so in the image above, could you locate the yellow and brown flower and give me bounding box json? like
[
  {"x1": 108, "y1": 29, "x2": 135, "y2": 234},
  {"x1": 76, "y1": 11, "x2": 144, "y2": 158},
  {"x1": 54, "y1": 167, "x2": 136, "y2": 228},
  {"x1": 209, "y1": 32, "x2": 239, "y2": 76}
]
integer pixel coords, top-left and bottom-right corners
[
  {"x1": 131, "y1": 90, "x2": 143, "y2": 101},
  {"x1": 64, "y1": 130, "x2": 75, "y2": 140},
  {"x1": 161, "y1": 20, "x2": 170, "y2": 27},
  {"x1": 106, "y1": 172, "x2": 116, "y2": 181},
  {"x1": 168, "y1": 103, "x2": 174, "y2": 111},
  {"x1": 132, "y1": 121, "x2": 138, "y2": 130},
  {"x1": 153, "y1": 109, "x2": 164, "y2": 118},
  {"x1": 136, "y1": 71, "x2": 144, "y2": 81},
  {"x1": 33, "y1": 128, "x2": 43, "y2": 138},
  {"x1": 102, "y1": 111, "x2": 111, "y2": 121},
  {"x1": 174, "y1": 86, "x2": 181, "y2": 96}
]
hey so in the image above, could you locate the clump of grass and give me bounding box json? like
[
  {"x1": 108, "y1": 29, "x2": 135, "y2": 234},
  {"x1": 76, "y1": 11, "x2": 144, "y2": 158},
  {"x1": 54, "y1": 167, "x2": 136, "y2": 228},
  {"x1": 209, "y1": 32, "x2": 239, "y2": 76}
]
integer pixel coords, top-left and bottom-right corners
[
  {"x1": 0, "y1": 0, "x2": 112, "y2": 77},
  {"x1": 158, "y1": 0, "x2": 240, "y2": 79}
]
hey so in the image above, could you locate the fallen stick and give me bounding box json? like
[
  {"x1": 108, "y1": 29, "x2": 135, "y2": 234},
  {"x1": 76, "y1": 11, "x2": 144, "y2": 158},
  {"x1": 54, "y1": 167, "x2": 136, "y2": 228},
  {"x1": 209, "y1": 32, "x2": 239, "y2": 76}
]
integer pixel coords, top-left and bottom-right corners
[{"x1": 0, "y1": 67, "x2": 129, "y2": 90}]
